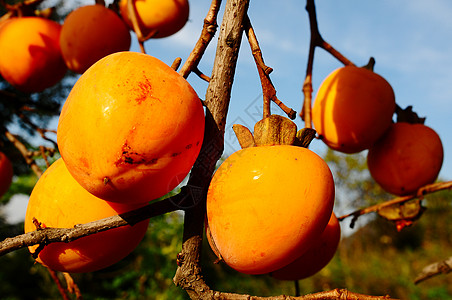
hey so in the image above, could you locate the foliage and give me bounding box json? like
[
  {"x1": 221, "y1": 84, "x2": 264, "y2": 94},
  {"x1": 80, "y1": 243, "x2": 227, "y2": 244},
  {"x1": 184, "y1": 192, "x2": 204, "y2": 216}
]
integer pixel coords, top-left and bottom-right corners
[{"x1": 323, "y1": 148, "x2": 392, "y2": 213}]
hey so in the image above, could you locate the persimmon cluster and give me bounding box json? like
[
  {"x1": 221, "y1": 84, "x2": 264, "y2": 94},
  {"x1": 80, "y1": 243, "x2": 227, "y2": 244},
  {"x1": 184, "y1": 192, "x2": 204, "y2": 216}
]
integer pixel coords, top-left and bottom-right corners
[
  {"x1": 0, "y1": 0, "x2": 189, "y2": 92},
  {"x1": 312, "y1": 65, "x2": 443, "y2": 196},
  {"x1": 24, "y1": 50, "x2": 205, "y2": 273}
]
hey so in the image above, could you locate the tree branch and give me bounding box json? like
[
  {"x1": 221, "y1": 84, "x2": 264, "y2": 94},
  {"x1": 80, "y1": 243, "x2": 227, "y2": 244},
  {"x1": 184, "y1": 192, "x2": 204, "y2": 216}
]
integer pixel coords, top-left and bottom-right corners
[
  {"x1": 414, "y1": 256, "x2": 452, "y2": 284},
  {"x1": 243, "y1": 15, "x2": 296, "y2": 120},
  {"x1": 3, "y1": 130, "x2": 43, "y2": 177},
  {"x1": 338, "y1": 181, "x2": 452, "y2": 227},
  {"x1": 173, "y1": 0, "x2": 249, "y2": 298},
  {"x1": 178, "y1": 0, "x2": 222, "y2": 79},
  {"x1": 301, "y1": 0, "x2": 355, "y2": 128},
  {"x1": 0, "y1": 194, "x2": 183, "y2": 256}
]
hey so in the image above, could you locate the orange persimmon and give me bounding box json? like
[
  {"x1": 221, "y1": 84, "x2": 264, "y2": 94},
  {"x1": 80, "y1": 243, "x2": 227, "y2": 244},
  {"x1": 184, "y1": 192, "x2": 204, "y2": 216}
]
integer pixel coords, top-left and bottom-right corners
[
  {"x1": 367, "y1": 122, "x2": 443, "y2": 196},
  {"x1": 0, "y1": 17, "x2": 67, "y2": 93},
  {"x1": 271, "y1": 213, "x2": 341, "y2": 281},
  {"x1": 0, "y1": 152, "x2": 13, "y2": 199},
  {"x1": 119, "y1": 0, "x2": 189, "y2": 39},
  {"x1": 59, "y1": 4, "x2": 131, "y2": 74},
  {"x1": 206, "y1": 145, "x2": 335, "y2": 275},
  {"x1": 24, "y1": 158, "x2": 150, "y2": 273},
  {"x1": 57, "y1": 51, "x2": 204, "y2": 204},
  {"x1": 312, "y1": 66, "x2": 396, "y2": 153}
]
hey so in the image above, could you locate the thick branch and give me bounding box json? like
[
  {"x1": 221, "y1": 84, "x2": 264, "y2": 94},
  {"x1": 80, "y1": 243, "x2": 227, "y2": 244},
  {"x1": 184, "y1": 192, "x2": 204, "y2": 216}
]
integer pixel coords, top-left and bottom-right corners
[
  {"x1": 173, "y1": 0, "x2": 249, "y2": 298},
  {"x1": 202, "y1": 288, "x2": 396, "y2": 300},
  {"x1": 0, "y1": 195, "x2": 182, "y2": 256},
  {"x1": 415, "y1": 256, "x2": 452, "y2": 284}
]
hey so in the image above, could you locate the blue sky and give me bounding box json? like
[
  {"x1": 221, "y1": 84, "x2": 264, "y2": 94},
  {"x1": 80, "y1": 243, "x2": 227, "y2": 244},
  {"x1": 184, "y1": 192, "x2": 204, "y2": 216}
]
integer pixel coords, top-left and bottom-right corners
[
  {"x1": 4, "y1": 0, "x2": 452, "y2": 222},
  {"x1": 138, "y1": 0, "x2": 452, "y2": 181}
]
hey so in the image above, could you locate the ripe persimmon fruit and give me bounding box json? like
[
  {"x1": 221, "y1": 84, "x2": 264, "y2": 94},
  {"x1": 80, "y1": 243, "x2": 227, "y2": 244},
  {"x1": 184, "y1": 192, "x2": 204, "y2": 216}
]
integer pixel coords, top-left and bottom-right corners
[
  {"x1": 271, "y1": 213, "x2": 341, "y2": 281},
  {"x1": 24, "y1": 159, "x2": 150, "y2": 273},
  {"x1": 57, "y1": 51, "x2": 204, "y2": 204},
  {"x1": 0, "y1": 17, "x2": 67, "y2": 93},
  {"x1": 60, "y1": 4, "x2": 131, "y2": 74},
  {"x1": 312, "y1": 66, "x2": 396, "y2": 153},
  {"x1": 206, "y1": 145, "x2": 335, "y2": 275},
  {"x1": 0, "y1": 152, "x2": 13, "y2": 199},
  {"x1": 367, "y1": 122, "x2": 443, "y2": 196},
  {"x1": 119, "y1": 0, "x2": 189, "y2": 39}
]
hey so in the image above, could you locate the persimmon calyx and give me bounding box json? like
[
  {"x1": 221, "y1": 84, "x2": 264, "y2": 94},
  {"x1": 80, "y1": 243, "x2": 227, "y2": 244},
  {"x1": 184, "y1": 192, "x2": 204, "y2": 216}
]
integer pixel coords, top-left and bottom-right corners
[
  {"x1": 254, "y1": 115, "x2": 297, "y2": 146},
  {"x1": 232, "y1": 115, "x2": 316, "y2": 149},
  {"x1": 294, "y1": 128, "x2": 317, "y2": 148},
  {"x1": 232, "y1": 124, "x2": 255, "y2": 148},
  {"x1": 377, "y1": 199, "x2": 426, "y2": 231},
  {"x1": 395, "y1": 105, "x2": 426, "y2": 124}
]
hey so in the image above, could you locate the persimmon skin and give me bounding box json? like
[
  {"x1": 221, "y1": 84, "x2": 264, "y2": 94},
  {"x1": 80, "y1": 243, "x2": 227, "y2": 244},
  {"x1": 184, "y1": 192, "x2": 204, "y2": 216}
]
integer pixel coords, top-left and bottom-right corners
[
  {"x1": 24, "y1": 159, "x2": 150, "y2": 273},
  {"x1": 206, "y1": 145, "x2": 335, "y2": 275},
  {"x1": 0, "y1": 152, "x2": 13, "y2": 199},
  {"x1": 271, "y1": 213, "x2": 341, "y2": 281},
  {"x1": 367, "y1": 122, "x2": 444, "y2": 196},
  {"x1": 57, "y1": 51, "x2": 204, "y2": 204},
  {"x1": 119, "y1": 0, "x2": 189, "y2": 39},
  {"x1": 60, "y1": 5, "x2": 131, "y2": 74},
  {"x1": 0, "y1": 17, "x2": 67, "y2": 93},
  {"x1": 312, "y1": 66, "x2": 396, "y2": 154}
]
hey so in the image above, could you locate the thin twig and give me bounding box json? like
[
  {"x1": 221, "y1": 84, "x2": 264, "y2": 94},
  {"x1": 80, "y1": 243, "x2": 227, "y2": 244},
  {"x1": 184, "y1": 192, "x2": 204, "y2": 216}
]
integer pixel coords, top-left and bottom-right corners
[
  {"x1": 3, "y1": 130, "x2": 43, "y2": 177},
  {"x1": 47, "y1": 269, "x2": 70, "y2": 300},
  {"x1": 243, "y1": 15, "x2": 296, "y2": 120},
  {"x1": 301, "y1": 0, "x2": 355, "y2": 128},
  {"x1": 338, "y1": 181, "x2": 452, "y2": 225},
  {"x1": 178, "y1": 0, "x2": 222, "y2": 79},
  {"x1": 15, "y1": 112, "x2": 58, "y2": 148},
  {"x1": 126, "y1": 0, "x2": 157, "y2": 53}
]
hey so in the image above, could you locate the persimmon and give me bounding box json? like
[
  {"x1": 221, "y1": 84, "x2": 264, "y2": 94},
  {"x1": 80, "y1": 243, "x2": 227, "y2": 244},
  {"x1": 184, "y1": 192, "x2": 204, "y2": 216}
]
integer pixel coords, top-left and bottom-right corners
[
  {"x1": 270, "y1": 213, "x2": 341, "y2": 281},
  {"x1": 24, "y1": 159, "x2": 150, "y2": 273},
  {"x1": 119, "y1": 0, "x2": 189, "y2": 39},
  {"x1": 206, "y1": 145, "x2": 335, "y2": 275},
  {"x1": 367, "y1": 122, "x2": 443, "y2": 196},
  {"x1": 312, "y1": 66, "x2": 396, "y2": 153},
  {"x1": 0, "y1": 17, "x2": 67, "y2": 93},
  {"x1": 0, "y1": 152, "x2": 13, "y2": 199},
  {"x1": 57, "y1": 51, "x2": 204, "y2": 204},
  {"x1": 59, "y1": 4, "x2": 131, "y2": 74}
]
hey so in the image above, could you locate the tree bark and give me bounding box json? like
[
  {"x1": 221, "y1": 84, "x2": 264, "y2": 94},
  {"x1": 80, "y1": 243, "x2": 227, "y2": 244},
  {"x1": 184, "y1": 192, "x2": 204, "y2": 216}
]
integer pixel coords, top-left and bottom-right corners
[{"x1": 173, "y1": 0, "x2": 250, "y2": 298}]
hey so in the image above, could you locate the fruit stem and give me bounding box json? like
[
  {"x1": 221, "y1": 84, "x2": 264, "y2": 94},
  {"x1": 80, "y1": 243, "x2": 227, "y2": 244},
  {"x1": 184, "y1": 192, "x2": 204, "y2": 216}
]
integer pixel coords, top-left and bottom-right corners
[
  {"x1": 395, "y1": 105, "x2": 426, "y2": 124},
  {"x1": 361, "y1": 57, "x2": 376, "y2": 71}
]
